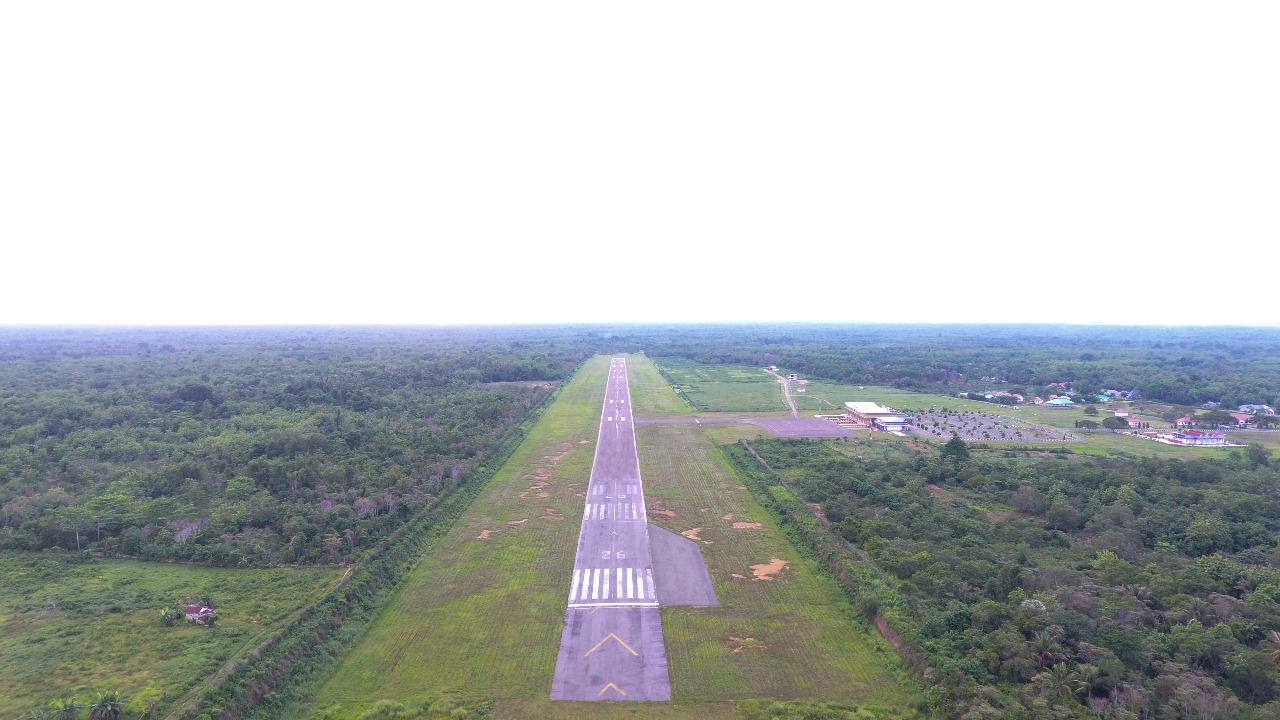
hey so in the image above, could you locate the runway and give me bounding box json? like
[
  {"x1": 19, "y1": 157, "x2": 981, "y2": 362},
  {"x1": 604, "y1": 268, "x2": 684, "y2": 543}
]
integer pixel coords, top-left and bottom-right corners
[{"x1": 550, "y1": 358, "x2": 671, "y2": 701}]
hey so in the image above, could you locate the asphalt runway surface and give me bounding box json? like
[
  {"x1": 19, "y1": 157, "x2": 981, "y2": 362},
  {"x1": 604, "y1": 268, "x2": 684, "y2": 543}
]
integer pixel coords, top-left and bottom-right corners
[{"x1": 551, "y1": 359, "x2": 671, "y2": 701}]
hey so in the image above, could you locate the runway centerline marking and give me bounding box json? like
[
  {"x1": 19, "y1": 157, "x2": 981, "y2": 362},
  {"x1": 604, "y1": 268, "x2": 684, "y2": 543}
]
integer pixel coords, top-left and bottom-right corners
[
  {"x1": 598, "y1": 682, "x2": 627, "y2": 697},
  {"x1": 585, "y1": 632, "x2": 639, "y2": 657}
]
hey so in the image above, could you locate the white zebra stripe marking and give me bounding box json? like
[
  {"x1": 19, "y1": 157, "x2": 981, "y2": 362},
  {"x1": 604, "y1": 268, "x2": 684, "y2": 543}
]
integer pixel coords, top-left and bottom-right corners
[{"x1": 569, "y1": 569, "x2": 581, "y2": 601}]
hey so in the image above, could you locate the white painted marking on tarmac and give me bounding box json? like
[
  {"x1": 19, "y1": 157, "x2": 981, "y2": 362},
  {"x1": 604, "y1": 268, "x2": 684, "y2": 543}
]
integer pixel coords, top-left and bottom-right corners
[
  {"x1": 569, "y1": 569, "x2": 581, "y2": 601},
  {"x1": 646, "y1": 569, "x2": 655, "y2": 599},
  {"x1": 592, "y1": 569, "x2": 600, "y2": 599},
  {"x1": 603, "y1": 569, "x2": 610, "y2": 599},
  {"x1": 635, "y1": 572, "x2": 644, "y2": 599},
  {"x1": 627, "y1": 568, "x2": 634, "y2": 598},
  {"x1": 616, "y1": 568, "x2": 623, "y2": 598}
]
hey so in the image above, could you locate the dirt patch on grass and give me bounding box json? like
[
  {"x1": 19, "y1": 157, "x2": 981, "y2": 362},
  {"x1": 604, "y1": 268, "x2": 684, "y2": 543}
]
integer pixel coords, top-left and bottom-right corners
[
  {"x1": 721, "y1": 513, "x2": 734, "y2": 520},
  {"x1": 477, "y1": 530, "x2": 492, "y2": 539},
  {"x1": 507, "y1": 519, "x2": 527, "y2": 526},
  {"x1": 520, "y1": 480, "x2": 550, "y2": 499},
  {"x1": 546, "y1": 441, "x2": 575, "y2": 464},
  {"x1": 521, "y1": 440, "x2": 577, "y2": 489},
  {"x1": 732, "y1": 522, "x2": 762, "y2": 529},
  {"x1": 751, "y1": 558, "x2": 788, "y2": 581},
  {"x1": 926, "y1": 484, "x2": 958, "y2": 499},
  {"x1": 540, "y1": 507, "x2": 564, "y2": 521},
  {"x1": 650, "y1": 499, "x2": 676, "y2": 517},
  {"x1": 727, "y1": 636, "x2": 768, "y2": 654},
  {"x1": 700, "y1": 507, "x2": 710, "y2": 513},
  {"x1": 681, "y1": 528, "x2": 704, "y2": 541},
  {"x1": 730, "y1": 573, "x2": 746, "y2": 579}
]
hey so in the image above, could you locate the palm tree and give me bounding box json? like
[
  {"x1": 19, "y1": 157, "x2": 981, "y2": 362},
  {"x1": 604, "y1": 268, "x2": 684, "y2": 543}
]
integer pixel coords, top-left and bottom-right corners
[
  {"x1": 1072, "y1": 663, "x2": 1100, "y2": 701},
  {"x1": 1032, "y1": 631, "x2": 1066, "y2": 668},
  {"x1": 49, "y1": 698, "x2": 82, "y2": 720},
  {"x1": 88, "y1": 691, "x2": 124, "y2": 720}
]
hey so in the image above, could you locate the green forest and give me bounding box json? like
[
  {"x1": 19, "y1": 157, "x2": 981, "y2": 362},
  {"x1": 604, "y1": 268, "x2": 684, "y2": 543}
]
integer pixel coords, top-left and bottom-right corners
[
  {"x1": 0, "y1": 327, "x2": 587, "y2": 566},
  {"x1": 725, "y1": 437, "x2": 1280, "y2": 719}
]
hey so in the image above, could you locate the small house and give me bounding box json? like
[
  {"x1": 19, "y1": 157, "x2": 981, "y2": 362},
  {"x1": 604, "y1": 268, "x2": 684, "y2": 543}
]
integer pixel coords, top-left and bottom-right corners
[
  {"x1": 1045, "y1": 398, "x2": 1075, "y2": 408},
  {"x1": 184, "y1": 604, "x2": 216, "y2": 624},
  {"x1": 1113, "y1": 407, "x2": 1129, "y2": 417},
  {"x1": 1176, "y1": 417, "x2": 1194, "y2": 428}
]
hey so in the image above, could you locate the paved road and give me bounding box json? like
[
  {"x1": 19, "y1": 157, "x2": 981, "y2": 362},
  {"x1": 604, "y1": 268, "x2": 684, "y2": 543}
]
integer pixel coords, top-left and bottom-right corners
[
  {"x1": 762, "y1": 367, "x2": 800, "y2": 418},
  {"x1": 551, "y1": 358, "x2": 670, "y2": 701}
]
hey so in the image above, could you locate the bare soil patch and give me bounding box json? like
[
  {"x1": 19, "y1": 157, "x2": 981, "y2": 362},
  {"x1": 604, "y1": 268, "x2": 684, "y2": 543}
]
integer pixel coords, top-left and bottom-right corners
[
  {"x1": 750, "y1": 558, "x2": 788, "y2": 581},
  {"x1": 507, "y1": 519, "x2": 527, "y2": 526},
  {"x1": 520, "y1": 480, "x2": 550, "y2": 499},
  {"x1": 926, "y1": 483, "x2": 957, "y2": 499},
  {"x1": 681, "y1": 528, "x2": 704, "y2": 541},
  {"x1": 721, "y1": 513, "x2": 734, "y2": 521},
  {"x1": 727, "y1": 636, "x2": 768, "y2": 654},
  {"x1": 732, "y1": 522, "x2": 762, "y2": 529},
  {"x1": 477, "y1": 530, "x2": 492, "y2": 539},
  {"x1": 540, "y1": 507, "x2": 563, "y2": 521},
  {"x1": 873, "y1": 615, "x2": 904, "y2": 651},
  {"x1": 650, "y1": 499, "x2": 676, "y2": 517}
]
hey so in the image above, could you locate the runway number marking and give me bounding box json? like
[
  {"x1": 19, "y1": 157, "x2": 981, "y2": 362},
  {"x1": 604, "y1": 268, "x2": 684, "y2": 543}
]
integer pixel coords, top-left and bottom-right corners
[{"x1": 584, "y1": 632, "x2": 639, "y2": 657}]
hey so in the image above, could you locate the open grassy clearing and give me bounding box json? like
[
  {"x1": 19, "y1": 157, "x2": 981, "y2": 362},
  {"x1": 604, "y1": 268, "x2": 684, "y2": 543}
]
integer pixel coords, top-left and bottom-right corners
[
  {"x1": 301, "y1": 355, "x2": 915, "y2": 719},
  {"x1": 654, "y1": 358, "x2": 788, "y2": 413},
  {"x1": 0, "y1": 553, "x2": 340, "y2": 717}
]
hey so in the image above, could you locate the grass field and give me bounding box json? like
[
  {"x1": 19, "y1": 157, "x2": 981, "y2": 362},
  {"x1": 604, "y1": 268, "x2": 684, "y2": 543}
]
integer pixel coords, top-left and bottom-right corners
[
  {"x1": 300, "y1": 355, "x2": 917, "y2": 719},
  {"x1": 0, "y1": 553, "x2": 341, "y2": 717},
  {"x1": 654, "y1": 358, "x2": 788, "y2": 413}
]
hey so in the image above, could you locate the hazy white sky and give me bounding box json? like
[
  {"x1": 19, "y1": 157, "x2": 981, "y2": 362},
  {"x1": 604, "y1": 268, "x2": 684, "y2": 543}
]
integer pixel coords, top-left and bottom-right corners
[{"x1": 2, "y1": 3, "x2": 1276, "y2": 326}]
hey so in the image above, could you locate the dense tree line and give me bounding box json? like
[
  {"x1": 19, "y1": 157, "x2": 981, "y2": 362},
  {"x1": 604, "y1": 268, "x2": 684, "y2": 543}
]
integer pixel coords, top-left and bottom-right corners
[
  {"x1": 586, "y1": 324, "x2": 1280, "y2": 409},
  {"x1": 0, "y1": 328, "x2": 588, "y2": 566},
  {"x1": 730, "y1": 438, "x2": 1280, "y2": 719}
]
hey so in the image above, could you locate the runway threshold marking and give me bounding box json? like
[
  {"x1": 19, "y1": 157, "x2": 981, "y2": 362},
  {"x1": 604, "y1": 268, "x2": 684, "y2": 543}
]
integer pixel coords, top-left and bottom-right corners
[
  {"x1": 584, "y1": 632, "x2": 639, "y2": 657},
  {"x1": 598, "y1": 682, "x2": 627, "y2": 697}
]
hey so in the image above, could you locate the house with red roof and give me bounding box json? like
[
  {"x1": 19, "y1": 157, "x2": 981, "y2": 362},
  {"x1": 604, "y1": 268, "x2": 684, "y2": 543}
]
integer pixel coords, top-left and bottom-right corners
[
  {"x1": 1172, "y1": 429, "x2": 1226, "y2": 446},
  {"x1": 1175, "y1": 417, "x2": 1194, "y2": 428},
  {"x1": 1113, "y1": 407, "x2": 1129, "y2": 418}
]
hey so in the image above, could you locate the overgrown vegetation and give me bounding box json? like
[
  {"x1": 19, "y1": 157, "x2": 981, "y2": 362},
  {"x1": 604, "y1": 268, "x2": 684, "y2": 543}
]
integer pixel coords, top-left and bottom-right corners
[
  {"x1": 0, "y1": 327, "x2": 586, "y2": 566},
  {"x1": 727, "y1": 437, "x2": 1280, "y2": 719},
  {"x1": 0, "y1": 553, "x2": 339, "y2": 718}
]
